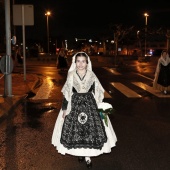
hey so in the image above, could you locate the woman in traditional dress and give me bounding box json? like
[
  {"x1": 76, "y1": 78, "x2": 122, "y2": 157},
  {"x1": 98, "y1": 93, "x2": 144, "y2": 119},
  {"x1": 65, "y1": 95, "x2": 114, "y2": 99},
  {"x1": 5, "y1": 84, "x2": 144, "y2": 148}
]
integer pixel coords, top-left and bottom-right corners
[
  {"x1": 57, "y1": 48, "x2": 68, "y2": 71},
  {"x1": 153, "y1": 50, "x2": 170, "y2": 94},
  {"x1": 52, "y1": 52, "x2": 117, "y2": 168}
]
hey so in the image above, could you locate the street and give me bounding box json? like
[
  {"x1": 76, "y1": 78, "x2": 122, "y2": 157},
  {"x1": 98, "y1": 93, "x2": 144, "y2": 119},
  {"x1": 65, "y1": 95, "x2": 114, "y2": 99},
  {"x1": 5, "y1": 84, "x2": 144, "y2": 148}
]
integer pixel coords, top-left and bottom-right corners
[{"x1": 0, "y1": 56, "x2": 170, "y2": 170}]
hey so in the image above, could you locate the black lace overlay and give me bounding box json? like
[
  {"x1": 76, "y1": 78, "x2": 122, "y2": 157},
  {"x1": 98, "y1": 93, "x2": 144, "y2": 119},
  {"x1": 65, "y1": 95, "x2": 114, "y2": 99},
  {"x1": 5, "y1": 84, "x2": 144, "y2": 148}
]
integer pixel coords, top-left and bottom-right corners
[{"x1": 60, "y1": 92, "x2": 107, "y2": 150}]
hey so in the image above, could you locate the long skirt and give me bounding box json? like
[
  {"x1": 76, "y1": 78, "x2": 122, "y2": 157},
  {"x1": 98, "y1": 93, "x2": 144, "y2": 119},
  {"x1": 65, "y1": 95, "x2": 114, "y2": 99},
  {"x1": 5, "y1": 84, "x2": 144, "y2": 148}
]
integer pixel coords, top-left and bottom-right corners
[
  {"x1": 157, "y1": 64, "x2": 170, "y2": 87},
  {"x1": 52, "y1": 93, "x2": 117, "y2": 157},
  {"x1": 153, "y1": 63, "x2": 170, "y2": 91}
]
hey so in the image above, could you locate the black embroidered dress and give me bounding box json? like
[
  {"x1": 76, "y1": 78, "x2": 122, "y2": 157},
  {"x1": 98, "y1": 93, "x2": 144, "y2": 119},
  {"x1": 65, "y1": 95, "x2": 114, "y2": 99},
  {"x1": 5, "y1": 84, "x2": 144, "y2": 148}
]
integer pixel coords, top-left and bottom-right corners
[
  {"x1": 153, "y1": 55, "x2": 170, "y2": 91},
  {"x1": 157, "y1": 63, "x2": 170, "y2": 87},
  {"x1": 52, "y1": 70, "x2": 117, "y2": 156},
  {"x1": 60, "y1": 70, "x2": 107, "y2": 150}
]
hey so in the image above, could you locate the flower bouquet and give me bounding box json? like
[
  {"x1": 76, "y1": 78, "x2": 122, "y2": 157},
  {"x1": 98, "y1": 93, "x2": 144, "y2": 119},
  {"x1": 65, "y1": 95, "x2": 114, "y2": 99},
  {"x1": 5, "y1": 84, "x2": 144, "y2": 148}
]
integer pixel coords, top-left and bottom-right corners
[{"x1": 97, "y1": 102, "x2": 115, "y2": 127}]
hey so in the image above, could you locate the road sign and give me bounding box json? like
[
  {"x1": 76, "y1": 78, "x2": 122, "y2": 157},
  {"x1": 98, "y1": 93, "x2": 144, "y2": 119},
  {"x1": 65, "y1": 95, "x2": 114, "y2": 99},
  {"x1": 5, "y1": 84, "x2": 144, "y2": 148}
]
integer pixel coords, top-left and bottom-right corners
[
  {"x1": 0, "y1": 55, "x2": 13, "y2": 74},
  {"x1": 13, "y1": 5, "x2": 34, "y2": 26}
]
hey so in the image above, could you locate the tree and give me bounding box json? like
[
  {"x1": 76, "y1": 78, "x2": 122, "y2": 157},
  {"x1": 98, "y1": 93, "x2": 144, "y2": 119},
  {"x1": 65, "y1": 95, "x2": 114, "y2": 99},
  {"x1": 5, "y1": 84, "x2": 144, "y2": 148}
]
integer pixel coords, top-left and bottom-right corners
[
  {"x1": 136, "y1": 26, "x2": 168, "y2": 56},
  {"x1": 110, "y1": 24, "x2": 134, "y2": 65}
]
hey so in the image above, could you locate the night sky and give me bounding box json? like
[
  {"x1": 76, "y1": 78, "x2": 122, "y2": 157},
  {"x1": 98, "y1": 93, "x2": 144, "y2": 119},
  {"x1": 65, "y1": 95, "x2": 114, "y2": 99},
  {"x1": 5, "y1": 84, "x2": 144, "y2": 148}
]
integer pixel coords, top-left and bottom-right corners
[{"x1": 14, "y1": 0, "x2": 170, "y2": 42}]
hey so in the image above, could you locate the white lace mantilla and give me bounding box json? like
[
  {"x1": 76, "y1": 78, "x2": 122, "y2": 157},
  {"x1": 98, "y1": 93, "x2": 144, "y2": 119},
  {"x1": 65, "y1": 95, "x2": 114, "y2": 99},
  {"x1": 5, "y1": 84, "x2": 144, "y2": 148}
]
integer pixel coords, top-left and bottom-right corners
[{"x1": 61, "y1": 70, "x2": 105, "y2": 115}]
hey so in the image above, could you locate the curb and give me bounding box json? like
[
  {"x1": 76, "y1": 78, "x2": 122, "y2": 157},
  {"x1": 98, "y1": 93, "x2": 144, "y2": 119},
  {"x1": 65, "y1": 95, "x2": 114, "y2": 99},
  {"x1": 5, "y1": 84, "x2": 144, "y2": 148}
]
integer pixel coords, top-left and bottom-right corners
[{"x1": 0, "y1": 75, "x2": 43, "y2": 123}]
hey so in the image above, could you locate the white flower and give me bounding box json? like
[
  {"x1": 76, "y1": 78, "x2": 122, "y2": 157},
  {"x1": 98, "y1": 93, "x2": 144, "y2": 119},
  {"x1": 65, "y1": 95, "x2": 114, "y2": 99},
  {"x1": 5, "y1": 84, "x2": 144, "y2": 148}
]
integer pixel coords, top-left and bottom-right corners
[
  {"x1": 98, "y1": 102, "x2": 113, "y2": 111},
  {"x1": 98, "y1": 102, "x2": 114, "y2": 126}
]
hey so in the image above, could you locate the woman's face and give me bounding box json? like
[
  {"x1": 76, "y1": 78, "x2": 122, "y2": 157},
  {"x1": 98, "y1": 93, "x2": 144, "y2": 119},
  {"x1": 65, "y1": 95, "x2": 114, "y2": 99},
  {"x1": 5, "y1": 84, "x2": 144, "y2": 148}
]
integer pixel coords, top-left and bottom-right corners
[
  {"x1": 162, "y1": 52, "x2": 167, "y2": 58},
  {"x1": 76, "y1": 56, "x2": 88, "y2": 71}
]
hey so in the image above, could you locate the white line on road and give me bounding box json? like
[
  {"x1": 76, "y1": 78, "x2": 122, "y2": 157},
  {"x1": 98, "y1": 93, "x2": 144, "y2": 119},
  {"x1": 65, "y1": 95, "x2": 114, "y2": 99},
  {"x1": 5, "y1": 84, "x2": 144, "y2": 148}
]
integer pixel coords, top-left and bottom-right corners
[
  {"x1": 135, "y1": 73, "x2": 153, "y2": 81},
  {"x1": 111, "y1": 82, "x2": 142, "y2": 98},
  {"x1": 132, "y1": 82, "x2": 170, "y2": 98},
  {"x1": 103, "y1": 67, "x2": 122, "y2": 75},
  {"x1": 32, "y1": 78, "x2": 53, "y2": 100}
]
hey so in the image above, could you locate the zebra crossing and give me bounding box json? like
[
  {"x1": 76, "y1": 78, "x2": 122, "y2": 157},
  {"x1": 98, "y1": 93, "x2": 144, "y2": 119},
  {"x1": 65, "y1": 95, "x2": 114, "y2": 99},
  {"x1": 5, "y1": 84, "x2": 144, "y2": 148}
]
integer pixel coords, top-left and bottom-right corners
[
  {"x1": 110, "y1": 81, "x2": 170, "y2": 98},
  {"x1": 103, "y1": 67, "x2": 170, "y2": 98},
  {"x1": 31, "y1": 68, "x2": 170, "y2": 100},
  {"x1": 110, "y1": 82, "x2": 142, "y2": 98},
  {"x1": 132, "y1": 82, "x2": 170, "y2": 98}
]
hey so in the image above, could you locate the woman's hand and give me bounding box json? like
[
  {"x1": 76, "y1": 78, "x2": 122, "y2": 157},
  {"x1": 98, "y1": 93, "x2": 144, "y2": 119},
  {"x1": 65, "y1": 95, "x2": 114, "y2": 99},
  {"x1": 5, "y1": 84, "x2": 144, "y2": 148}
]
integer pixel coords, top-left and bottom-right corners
[{"x1": 62, "y1": 110, "x2": 67, "y2": 118}]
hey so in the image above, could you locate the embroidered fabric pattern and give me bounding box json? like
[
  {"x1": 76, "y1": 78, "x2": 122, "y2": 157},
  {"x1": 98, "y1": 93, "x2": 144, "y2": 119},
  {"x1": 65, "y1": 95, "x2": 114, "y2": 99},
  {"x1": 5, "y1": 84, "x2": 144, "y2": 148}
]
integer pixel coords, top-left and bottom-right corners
[
  {"x1": 73, "y1": 71, "x2": 96, "y2": 93},
  {"x1": 94, "y1": 76, "x2": 104, "y2": 103},
  {"x1": 60, "y1": 92, "x2": 107, "y2": 150},
  {"x1": 73, "y1": 78, "x2": 81, "y2": 92},
  {"x1": 76, "y1": 70, "x2": 87, "y2": 81},
  {"x1": 61, "y1": 72, "x2": 73, "y2": 101}
]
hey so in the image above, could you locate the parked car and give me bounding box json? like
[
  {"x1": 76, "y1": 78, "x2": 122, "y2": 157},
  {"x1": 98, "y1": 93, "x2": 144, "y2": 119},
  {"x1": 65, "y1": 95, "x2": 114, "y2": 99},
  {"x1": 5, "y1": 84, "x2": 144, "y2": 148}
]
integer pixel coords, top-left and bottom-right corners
[
  {"x1": 138, "y1": 54, "x2": 151, "y2": 62},
  {"x1": 144, "y1": 54, "x2": 151, "y2": 61}
]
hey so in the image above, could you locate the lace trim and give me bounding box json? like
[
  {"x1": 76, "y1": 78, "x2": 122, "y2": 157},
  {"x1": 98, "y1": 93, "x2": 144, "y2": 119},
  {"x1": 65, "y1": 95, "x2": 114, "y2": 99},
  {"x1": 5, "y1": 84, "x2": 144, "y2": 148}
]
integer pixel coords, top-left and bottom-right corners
[
  {"x1": 76, "y1": 70, "x2": 87, "y2": 81},
  {"x1": 73, "y1": 71, "x2": 96, "y2": 93}
]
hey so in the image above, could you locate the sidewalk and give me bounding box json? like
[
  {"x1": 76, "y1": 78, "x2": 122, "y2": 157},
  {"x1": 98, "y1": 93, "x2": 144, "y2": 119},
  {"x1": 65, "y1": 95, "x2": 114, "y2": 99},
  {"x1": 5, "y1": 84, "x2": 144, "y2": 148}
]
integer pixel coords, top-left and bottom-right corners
[{"x1": 0, "y1": 73, "x2": 40, "y2": 122}]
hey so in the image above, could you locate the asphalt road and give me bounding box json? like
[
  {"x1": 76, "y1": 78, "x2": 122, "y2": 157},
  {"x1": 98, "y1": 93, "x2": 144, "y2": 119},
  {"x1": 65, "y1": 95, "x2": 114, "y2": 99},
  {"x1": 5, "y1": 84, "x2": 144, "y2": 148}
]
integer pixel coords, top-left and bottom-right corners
[{"x1": 0, "y1": 57, "x2": 170, "y2": 170}]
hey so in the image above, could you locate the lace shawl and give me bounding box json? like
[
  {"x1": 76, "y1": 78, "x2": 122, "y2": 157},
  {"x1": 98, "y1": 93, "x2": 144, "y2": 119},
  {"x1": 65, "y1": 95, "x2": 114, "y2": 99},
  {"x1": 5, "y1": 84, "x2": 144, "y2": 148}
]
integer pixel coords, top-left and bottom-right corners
[{"x1": 61, "y1": 70, "x2": 104, "y2": 115}]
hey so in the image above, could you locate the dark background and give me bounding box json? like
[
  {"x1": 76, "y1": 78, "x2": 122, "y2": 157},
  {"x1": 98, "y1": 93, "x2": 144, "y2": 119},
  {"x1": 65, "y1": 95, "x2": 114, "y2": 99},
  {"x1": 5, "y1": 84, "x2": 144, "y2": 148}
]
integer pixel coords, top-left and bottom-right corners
[{"x1": 14, "y1": 0, "x2": 170, "y2": 41}]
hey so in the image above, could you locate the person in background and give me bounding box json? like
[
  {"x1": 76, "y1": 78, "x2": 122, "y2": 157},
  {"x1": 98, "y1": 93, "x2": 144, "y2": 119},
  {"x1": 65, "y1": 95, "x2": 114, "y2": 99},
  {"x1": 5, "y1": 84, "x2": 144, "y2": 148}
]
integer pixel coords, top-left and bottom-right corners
[
  {"x1": 15, "y1": 48, "x2": 23, "y2": 65},
  {"x1": 56, "y1": 48, "x2": 68, "y2": 71},
  {"x1": 52, "y1": 52, "x2": 117, "y2": 169},
  {"x1": 153, "y1": 50, "x2": 170, "y2": 94}
]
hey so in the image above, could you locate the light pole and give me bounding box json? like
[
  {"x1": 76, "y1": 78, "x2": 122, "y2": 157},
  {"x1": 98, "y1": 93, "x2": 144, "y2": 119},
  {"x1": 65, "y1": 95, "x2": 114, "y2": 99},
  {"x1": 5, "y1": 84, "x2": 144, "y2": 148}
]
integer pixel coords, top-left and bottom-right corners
[
  {"x1": 144, "y1": 13, "x2": 149, "y2": 56},
  {"x1": 137, "y1": 30, "x2": 141, "y2": 51},
  {"x1": 45, "y1": 11, "x2": 51, "y2": 54}
]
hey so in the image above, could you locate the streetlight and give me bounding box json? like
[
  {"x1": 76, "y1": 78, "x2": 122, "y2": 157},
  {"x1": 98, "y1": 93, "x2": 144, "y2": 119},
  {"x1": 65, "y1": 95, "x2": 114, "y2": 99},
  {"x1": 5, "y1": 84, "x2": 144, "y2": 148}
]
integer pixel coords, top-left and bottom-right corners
[
  {"x1": 45, "y1": 11, "x2": 51, "y2": 54},
  {"x1": 144, "y1": 12, "x2": 149, "y2": 56}
]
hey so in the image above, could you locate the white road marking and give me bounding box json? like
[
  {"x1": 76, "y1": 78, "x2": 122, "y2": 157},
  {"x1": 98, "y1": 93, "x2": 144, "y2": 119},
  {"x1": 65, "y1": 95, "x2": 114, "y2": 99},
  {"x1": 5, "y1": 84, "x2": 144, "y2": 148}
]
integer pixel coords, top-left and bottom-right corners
[
  {"x1": 103, "y1": 67, "x2": 122, "y2": 75},
  {"x1": 135, "y1": 73, "x2": 153, "y2": 81},
  {"x1": 132, "y1": 82, "x2": 170, "y2": 98},
  {"x1": 111, "y1": 82, "x2": 142, "y2": 98},
  {"x1": 32, "y1": 78, "x2": 53, "y2": 99}
]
